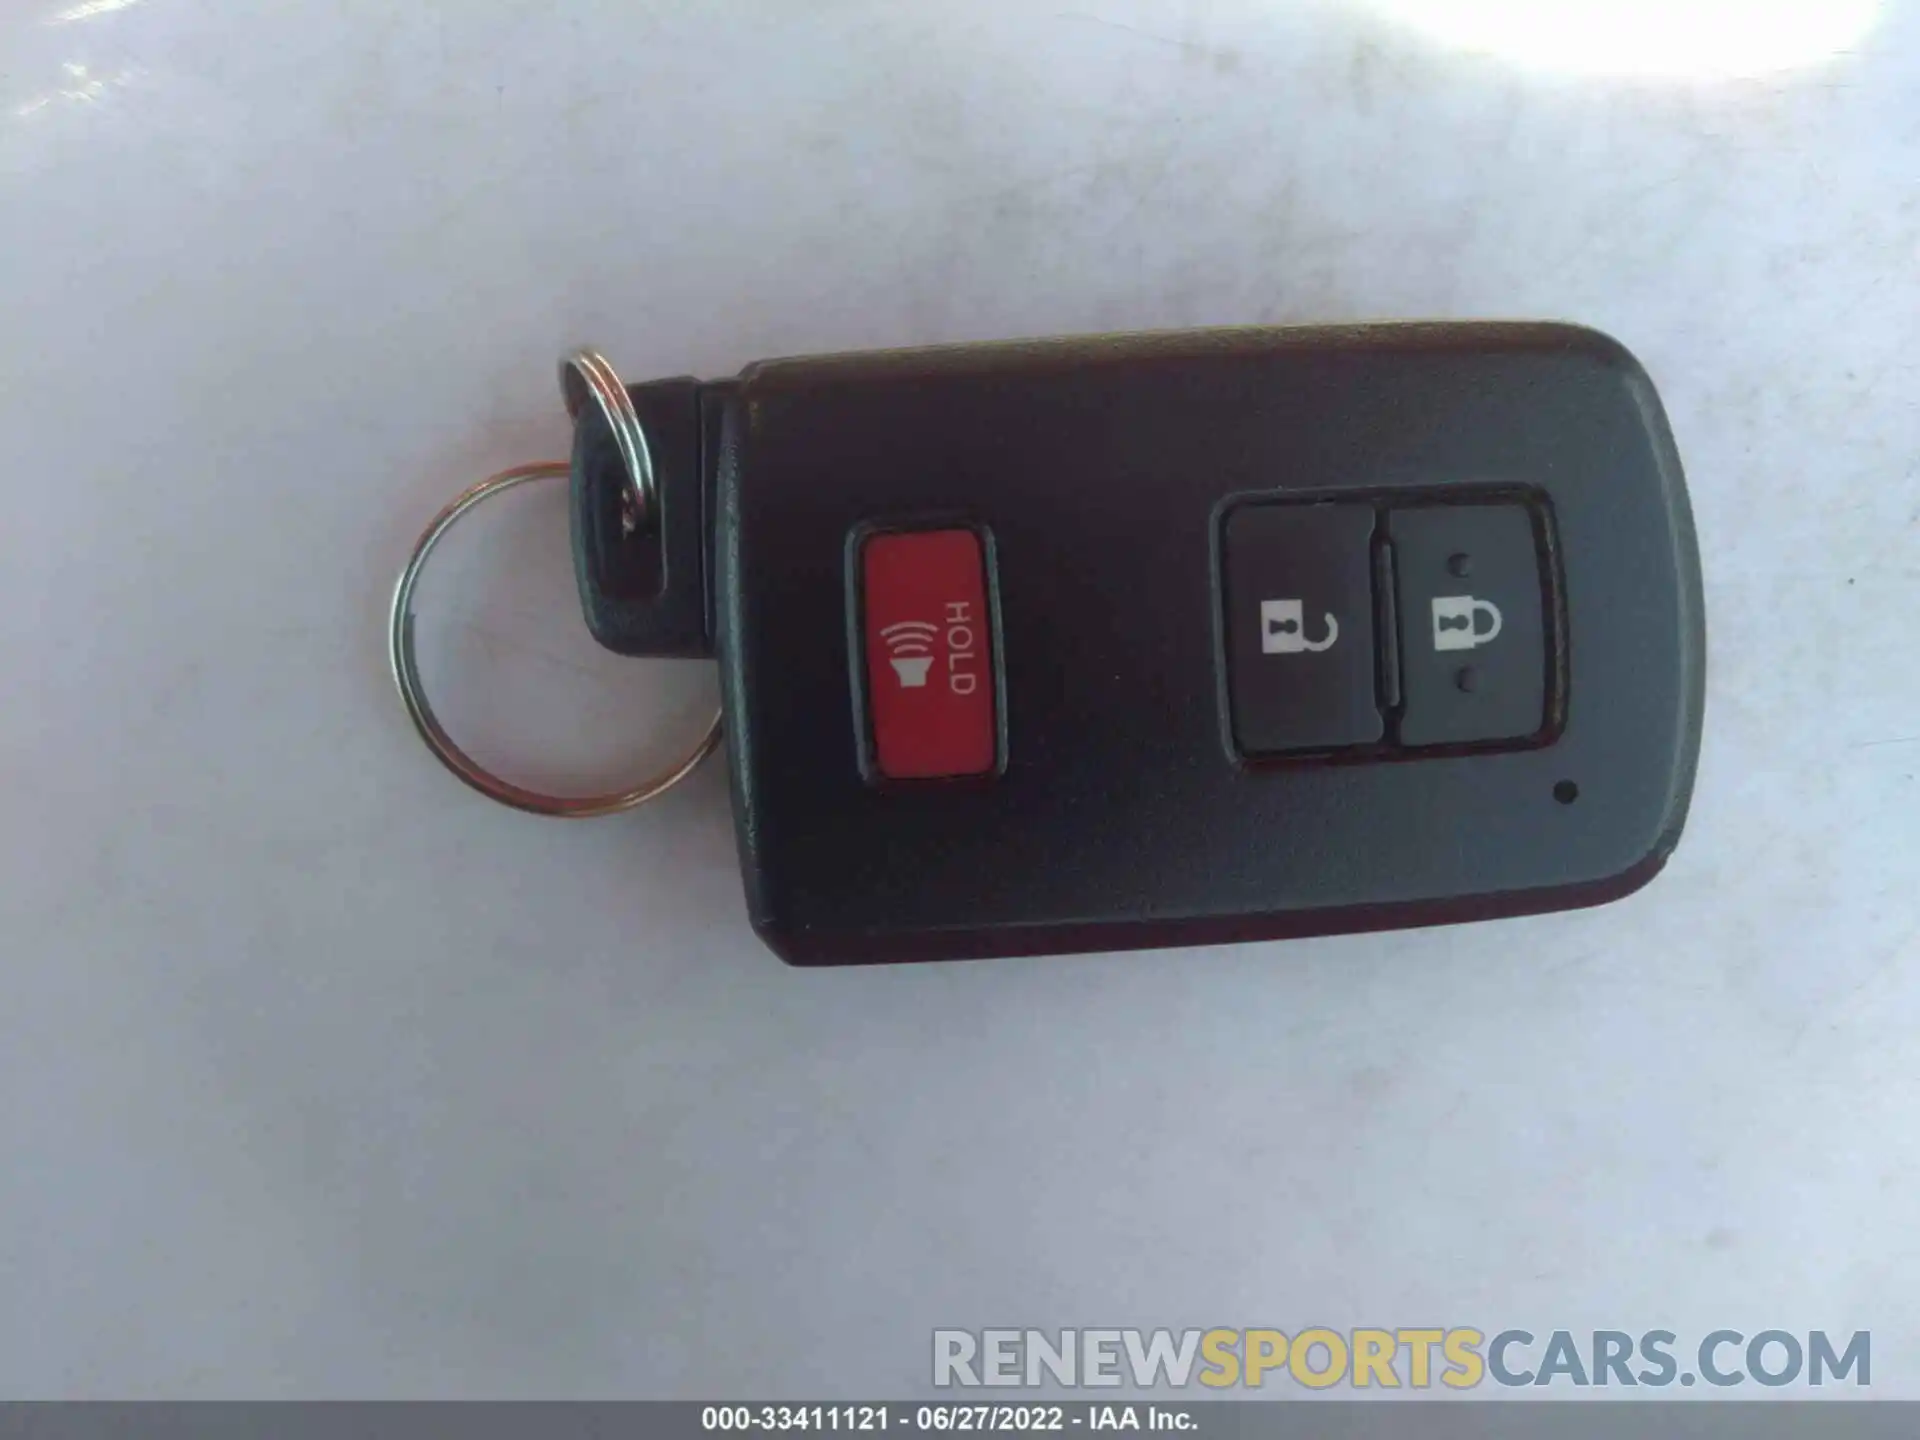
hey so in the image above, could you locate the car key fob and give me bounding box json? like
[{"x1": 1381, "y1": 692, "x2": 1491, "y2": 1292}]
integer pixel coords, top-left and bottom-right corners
[{"x1": 566, "y1": 323, "x2": 1704, "y2": 965}]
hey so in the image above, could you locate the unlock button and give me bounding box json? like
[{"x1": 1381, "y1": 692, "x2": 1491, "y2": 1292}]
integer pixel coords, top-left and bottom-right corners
[
  {"x1": 1389, "y1": 504, "x2": 1550, "y2": 748},
  {"x1": 1222, "y1": 502, "x2": 1382, "y2": 756}
]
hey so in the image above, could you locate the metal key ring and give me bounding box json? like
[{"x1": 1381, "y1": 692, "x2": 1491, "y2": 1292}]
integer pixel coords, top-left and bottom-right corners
[
  {"x1": 388, "y1": 461, "x2": 723, "y2": 818},
  {"x1": 560, "y1": 348, "x2": 656, "y2": 527}
]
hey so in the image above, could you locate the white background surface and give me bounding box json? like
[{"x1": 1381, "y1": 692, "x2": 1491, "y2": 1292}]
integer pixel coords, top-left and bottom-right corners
[{"x1": 3, "y1": 0, "x2": 1918, "y2": 1401}]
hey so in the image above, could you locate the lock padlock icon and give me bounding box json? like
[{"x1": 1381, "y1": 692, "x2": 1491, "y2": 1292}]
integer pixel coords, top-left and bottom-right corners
[{"x1": 1431, "y1": 595, "x2": 1504, "y2": 652}]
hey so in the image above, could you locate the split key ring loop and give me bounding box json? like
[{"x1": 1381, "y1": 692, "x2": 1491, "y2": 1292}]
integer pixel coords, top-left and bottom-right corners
[{"x1": 388, "y1": 460, "x2": 722, "y2": 819}]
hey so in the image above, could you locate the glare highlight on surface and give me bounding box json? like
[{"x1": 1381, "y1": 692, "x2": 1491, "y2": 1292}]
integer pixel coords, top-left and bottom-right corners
[
  {"x1": 12, "y1": 60, "x2": 128, "y2": 118},
  {"x1": 46, "y1": 0, "x2": 142, "y2": 23},
  {"x1": 1366, "y1": 0, "x2": 1881, "y2": 77}
]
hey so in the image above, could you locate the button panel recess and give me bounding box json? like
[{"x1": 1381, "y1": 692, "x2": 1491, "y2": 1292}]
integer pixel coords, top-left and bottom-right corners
[
  {"x1": 1220, "y1": 494, "x2": 1556, "y2": 759},
  {"x1": 859, "y1": 528, "x2": 998, "y2": 780}
]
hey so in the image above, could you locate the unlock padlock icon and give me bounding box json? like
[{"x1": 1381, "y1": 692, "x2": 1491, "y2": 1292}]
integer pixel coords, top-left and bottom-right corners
[
  {"x1": 1261, "y1": 598, "x2": 1340, "y2": 654},
  {"x1": 1431, "y1": 595, "x2": 1504, "y2": 652}
]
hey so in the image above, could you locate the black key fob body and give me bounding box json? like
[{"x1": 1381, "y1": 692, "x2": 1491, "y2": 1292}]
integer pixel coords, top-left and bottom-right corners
[{"x1": 572, "y1": 324, "x2": 1704, "y2": 965}]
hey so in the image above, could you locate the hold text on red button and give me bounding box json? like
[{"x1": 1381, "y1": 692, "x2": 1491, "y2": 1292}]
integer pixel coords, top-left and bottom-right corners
[{"x1": 861, "y1": 529, "x2": 997, "y2": 780}]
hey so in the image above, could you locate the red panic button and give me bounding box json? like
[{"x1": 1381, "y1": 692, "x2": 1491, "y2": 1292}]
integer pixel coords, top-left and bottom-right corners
[{"x1": 861, "y1": 529, "x2": 998, "y2": 780}]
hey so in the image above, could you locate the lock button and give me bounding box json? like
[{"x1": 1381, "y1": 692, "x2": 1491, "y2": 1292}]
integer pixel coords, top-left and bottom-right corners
[
  {"x1": 1222, "y1": 501, "x2": 1383, "y2": 756},
  {"x1": 1388, "y1": 503, "x2": 1550, "y2": 748}
]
